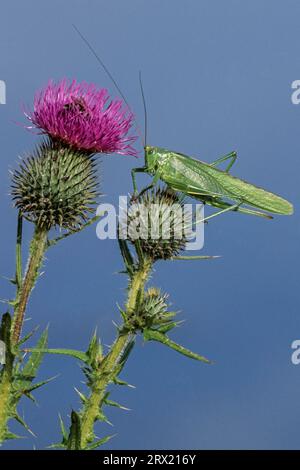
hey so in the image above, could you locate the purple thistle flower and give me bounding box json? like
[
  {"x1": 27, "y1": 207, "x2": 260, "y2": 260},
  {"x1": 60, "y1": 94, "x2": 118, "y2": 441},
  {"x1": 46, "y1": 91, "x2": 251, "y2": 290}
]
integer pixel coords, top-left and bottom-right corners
[{"x1": 24, "y1": 79, "x2": 138, "y2": 156}]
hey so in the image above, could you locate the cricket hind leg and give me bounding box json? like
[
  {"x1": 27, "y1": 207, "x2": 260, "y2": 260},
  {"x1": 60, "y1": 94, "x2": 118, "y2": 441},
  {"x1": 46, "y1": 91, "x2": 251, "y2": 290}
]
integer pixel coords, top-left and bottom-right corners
[
  {"x1": 210, "y1": 151, "x2": 237, "y2": 172},
  {"x1": 202, "y1": 196, "x2": 273, "y2": 219},
  {"x1": 195, "y1": 202, "x2": 242, "y2": 225}
]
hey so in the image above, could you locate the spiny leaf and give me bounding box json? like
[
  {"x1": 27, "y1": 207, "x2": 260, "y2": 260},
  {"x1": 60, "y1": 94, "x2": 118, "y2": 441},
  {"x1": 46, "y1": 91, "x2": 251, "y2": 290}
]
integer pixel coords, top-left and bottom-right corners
[
  {"x1": 86, "y1": 331, "x2": 101, "y2": 365},
  {"x1": 143, "y1": 329, "x2": 211, "y2": 364},
  {"x1": 14, "y1": 413, "x2": 36, "y2": 437},
  {"x1": 20, "y1": 376, "x2": 57, "y2": 394},
  {"x1": 23, "y1": 392, "x2": 36, "y2": 403},
  {"x1": 104, "y1": 398, "x2": 130, "y2": 411},
  {"x1": 86, "y1": 434, "x2": 115, "y2": 450},
  {"x1": 74, "y1": 387, "x2": 87, "y2": 404},
  {"x1": 117, "y1": 305, "x2": 128, "y2": 323},
  {"x1": 22, "y1": 326, "x2": 48, "y2": 378},
  {"x1": 58, "y1": 414, "x2": 68, "y2": 443},
  {"x1": 48, "y1": 443, "x2": 66, "y2": 449},
  {"x1": 113, "y1": 377, "x2": 135, "y2": 388},
  {"x1": 23, "y1": 347, "x2": 88, "y2": 363},
  {"x1": 156, "y1": 321, "x2": 179, "y2": 334},
  {"x1": 4, "y1": 431, "x2": 23, "y2": 440},
  {"x1": 48, "y1": 215, "x2": 101, "y2": 247},
  {"x1": 17, "y1": 326, "x2": 39, "y2": 347},
  {"x1": 118, "y1": 338, "x2": 135, "y2": 370},
  {"x1": 97, "y1": 409, "x2": 112, "y2": 425},
  {"x1": 118, "y1": 237, "x2": 135, "y2": 276}
]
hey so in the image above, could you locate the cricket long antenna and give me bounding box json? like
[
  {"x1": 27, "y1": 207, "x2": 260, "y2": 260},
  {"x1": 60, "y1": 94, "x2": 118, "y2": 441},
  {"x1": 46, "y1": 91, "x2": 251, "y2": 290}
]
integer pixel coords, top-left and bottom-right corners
[
  {"x1": 72, "y1": 24, "x2": 145, "y2": 147},
  {"x1": 139, "y1": 71, "x2": 147, "y2": 147}
]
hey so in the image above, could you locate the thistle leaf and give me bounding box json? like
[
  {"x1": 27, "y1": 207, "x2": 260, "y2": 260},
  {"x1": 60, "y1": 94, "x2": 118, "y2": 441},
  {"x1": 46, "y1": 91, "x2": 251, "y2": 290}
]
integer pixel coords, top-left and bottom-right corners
[
  {"x1": 118, "y1": 237, "x2": 135, "y2": 275},
  {"x1": 14, "y1": 413, "x2": 36, "y2": 437},
  {"x1": 48, "y1": 215, "x2": 101, "y2": 247},
  {"x1": 22, "y1": 376, "x2": 56, "y2": 394},
  {"x1": 48, "y1": 443, "x2": 66, "y2": 449},
  {"x1": 104, "y1": 398, "x2": 130, "y2": 411},
  {"x1": 23, "y1": 347, "x2": 88, "y2": 363},
  {"x1": 58, "y1": 414, "x2": 68, "y2": 443},
  {"x1": 113, "y1": 377, "x2": 135, "y2": 388},
  {"x1": 22, "y1": 327, "x2": 48, "y2": 378},
  {"x1": 118, "y1": 338, "x2": 135, "y2": 370},
  {"x1": 156, "y1": 321, "x2": 178, "y2": 334},
  {"x1": 143, "y1": 329, "x2": 211, "y2": 364},
  {"x1": 74, "y1": 387, "x2": 87, "y2": 404},
  {"x1": 16, "y1": 326, "x2": 39, "y2": 347},
  {"x1": 86, "y1": 434, "x2": 115, "y2": 450},
  {"x1": 86, "y1": 331, "x2": 101, "y2": 365},
  {"x1": 4, "y1": 431, "x2": 23, "y2": 440},
  {"x1": 97, "y1": 408, "x2": 112, "y2": 425}
]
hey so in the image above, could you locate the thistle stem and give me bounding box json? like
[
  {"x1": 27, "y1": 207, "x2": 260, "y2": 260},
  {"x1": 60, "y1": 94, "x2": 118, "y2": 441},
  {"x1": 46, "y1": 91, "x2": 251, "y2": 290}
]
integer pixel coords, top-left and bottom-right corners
[
  {"x1": 11, "y1": 226, "x2": 48, "y2": 346},
  {"x1": 80, "y1": 257, "x2": 152, "y2": 449}
]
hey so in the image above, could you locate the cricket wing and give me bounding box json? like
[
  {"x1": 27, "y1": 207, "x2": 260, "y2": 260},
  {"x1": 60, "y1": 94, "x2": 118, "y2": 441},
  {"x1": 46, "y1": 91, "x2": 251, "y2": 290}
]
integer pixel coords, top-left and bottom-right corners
[
  {"x1": 163, "y1": 151, "x2": 293, "y2": 215},
  {"x1": 202, "y1": 164, "x2": 293, "y2": 215}
]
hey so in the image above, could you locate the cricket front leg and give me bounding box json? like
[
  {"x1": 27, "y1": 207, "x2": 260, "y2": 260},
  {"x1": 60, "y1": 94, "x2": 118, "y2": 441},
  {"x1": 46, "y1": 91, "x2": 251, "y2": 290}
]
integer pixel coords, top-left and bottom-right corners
[
  {"x1": 135, "y1": 172, "x2": 161, "y2": 199},
  {"x1": 131, "y1": 167, "x2": 146, "y2": 195}
]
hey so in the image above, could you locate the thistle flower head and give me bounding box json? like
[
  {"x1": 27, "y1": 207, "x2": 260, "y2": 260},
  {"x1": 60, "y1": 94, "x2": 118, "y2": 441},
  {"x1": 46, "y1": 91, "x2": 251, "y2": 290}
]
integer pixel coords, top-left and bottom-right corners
[
  {"x1": 24, "y1": 79, "x2": 137, "y2": 156},
  {"x1": 127, "y1": 187, "x2": 193, "y2": 261},
  {"x1": 11, "y1": 140, "x2": 99, "y2": 231}
]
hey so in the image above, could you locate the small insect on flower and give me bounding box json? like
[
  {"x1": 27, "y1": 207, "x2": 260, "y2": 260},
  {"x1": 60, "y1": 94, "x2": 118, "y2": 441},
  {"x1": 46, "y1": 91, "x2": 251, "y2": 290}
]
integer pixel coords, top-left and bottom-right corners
[{"x1": 24, "y1": 79, "x2": 138, "y2": 156}]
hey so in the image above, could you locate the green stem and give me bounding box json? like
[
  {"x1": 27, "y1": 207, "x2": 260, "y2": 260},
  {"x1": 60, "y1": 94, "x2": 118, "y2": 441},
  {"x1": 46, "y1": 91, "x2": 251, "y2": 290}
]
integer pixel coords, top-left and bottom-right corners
[
  {"x1": 0, "y1": 223, "x2": 47, "y2": 443},
  {"x1": 15, "y1": 211, "x2": 23, "y2": 292},
  {"x1": 11, "y1": 226, "x2": 48, "y2": 346},
  {"x1": 80, "y1": 257, "x2": 152, "y2": 449}
]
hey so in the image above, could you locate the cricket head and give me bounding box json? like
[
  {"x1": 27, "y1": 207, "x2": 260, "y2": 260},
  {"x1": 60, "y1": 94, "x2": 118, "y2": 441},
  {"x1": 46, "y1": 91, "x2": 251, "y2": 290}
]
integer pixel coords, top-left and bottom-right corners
[
  {"x1": 145, "y1": 146, "x2": 159, "y2": 173},
  {"x1": 145, "y1": 145, "x2": 167, "y2": 174}
]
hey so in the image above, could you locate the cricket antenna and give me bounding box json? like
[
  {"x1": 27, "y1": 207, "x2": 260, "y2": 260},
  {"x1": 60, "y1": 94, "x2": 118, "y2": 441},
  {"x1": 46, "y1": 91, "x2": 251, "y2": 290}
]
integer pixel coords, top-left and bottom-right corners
[
  {"x1": 139, "y1": 71, "x2": 147, "y2": 148},
  {"x1": 72, "y1": 24, "x2": 145, "y2": 147}
]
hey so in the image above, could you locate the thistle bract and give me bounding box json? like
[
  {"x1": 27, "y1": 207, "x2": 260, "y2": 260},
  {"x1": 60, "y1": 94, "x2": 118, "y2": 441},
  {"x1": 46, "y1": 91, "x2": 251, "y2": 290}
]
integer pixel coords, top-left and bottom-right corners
[
  {"x1": 12, "y1": 141, "x2": 98, "y2": 231},
  {"x1": 24, "y1": 79, "x2": 137, "y2": 156},
  {"x1": 127, "y1": 187, "x2": 192, "y2": 261}
]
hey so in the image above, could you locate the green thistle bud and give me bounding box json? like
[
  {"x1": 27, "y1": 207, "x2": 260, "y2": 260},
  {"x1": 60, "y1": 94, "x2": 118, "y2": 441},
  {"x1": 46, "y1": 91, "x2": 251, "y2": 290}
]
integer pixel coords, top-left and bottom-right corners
[
  {"x1": 127, "y1": 287, "x2": 175, "y2": 331},
  {"x1": 140, "y1": 287, "x2": 168, "y2": 321},
  {"x1": 11, "y1": 140, "x2": 98, "y2": 231},
  {"x1": 127, "y1": 187, "x2": 192, "y2": 261}
]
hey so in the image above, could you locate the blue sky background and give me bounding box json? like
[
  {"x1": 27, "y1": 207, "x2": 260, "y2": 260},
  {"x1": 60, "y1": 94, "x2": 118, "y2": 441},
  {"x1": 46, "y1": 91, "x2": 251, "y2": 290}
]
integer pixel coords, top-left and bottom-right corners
[{"x1": 0, "y1": 0, "x2": 299, "y2": 450}]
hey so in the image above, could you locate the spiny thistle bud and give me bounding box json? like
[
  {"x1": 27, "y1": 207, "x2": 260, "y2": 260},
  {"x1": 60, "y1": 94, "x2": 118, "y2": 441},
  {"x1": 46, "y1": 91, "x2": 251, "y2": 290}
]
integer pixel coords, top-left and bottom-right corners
[
  {"x1": 126, "y1": 288, "x2": 176, "y2": 332},
  {"x1": 127, "y1": 187, "x2": 193, "y2": 261},
  {"x1": 11, "y1": 140, "x2": 98, "y2": 231}
]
